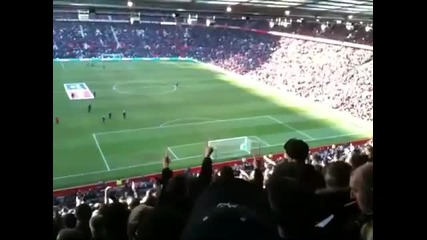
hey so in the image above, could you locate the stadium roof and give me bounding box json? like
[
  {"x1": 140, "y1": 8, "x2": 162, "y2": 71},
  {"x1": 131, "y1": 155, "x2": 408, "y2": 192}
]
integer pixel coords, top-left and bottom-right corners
[{"x1": 53, "y1": 0, "x2": 373, "y2": 21}]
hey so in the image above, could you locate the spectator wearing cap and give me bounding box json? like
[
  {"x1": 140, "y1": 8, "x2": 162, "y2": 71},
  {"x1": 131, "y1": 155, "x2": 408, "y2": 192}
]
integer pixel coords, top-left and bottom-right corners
[{"x1": 277, "y1": 138, "x2": 325, "y2": 191}]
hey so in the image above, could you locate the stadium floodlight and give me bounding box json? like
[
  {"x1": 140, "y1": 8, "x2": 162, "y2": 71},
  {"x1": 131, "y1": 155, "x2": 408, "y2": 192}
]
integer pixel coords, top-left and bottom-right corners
[
  {"x1": 345, "y1": 22, "x2": 354, "y2": 30},
  {"x1": 127, "y1": 1, "x2": 133, "y2": 7},
  {"x1": 226, "y1": 6, "x2": 232, "y2": 12},
  {"x1": 321, "y1": 24, "x2": 326, "y2": 31}
]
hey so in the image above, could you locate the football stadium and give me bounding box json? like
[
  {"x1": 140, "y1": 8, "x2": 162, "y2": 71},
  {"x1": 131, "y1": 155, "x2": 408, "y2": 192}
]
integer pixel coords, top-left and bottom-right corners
[
  {"x1": 53, "y1": 1, "x2": 373, "y2": 240},
  {"x1": 53, "y1": 60, "x2": 370, "y2": 189}
]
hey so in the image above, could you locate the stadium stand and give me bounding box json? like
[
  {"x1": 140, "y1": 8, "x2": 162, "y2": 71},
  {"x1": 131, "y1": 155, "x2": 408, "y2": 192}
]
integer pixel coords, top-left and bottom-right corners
[
  {"x1": 53, "y1": 11, "x2": 373, "y2": 240},
  {"x1": 54, "y1": 15, "x2": 372, "y2": 121}
]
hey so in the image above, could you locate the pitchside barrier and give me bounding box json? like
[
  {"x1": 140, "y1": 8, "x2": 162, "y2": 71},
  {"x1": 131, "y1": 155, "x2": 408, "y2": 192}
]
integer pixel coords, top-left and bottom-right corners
[
  {"x1": 53, "y1": 139, "x2": 370, "y2": 197},
  {"x1": 53, "y1": 57, "x2": 195, "y2": 62}
]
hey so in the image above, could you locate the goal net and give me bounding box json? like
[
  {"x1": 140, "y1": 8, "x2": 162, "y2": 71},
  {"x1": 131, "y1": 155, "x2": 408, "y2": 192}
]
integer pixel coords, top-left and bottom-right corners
[
  {"x1": 208, "y1": 136, "x2": 266, "y2": 160},
  {"x1": 100, "y1": 53, "x2": 124, "y2": 59}
]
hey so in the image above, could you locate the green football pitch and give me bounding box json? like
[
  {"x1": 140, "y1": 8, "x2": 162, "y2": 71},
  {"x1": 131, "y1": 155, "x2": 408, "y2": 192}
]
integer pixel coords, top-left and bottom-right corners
[{"x1": 53, "y1": 60, "x2": 372, "y2": 190}]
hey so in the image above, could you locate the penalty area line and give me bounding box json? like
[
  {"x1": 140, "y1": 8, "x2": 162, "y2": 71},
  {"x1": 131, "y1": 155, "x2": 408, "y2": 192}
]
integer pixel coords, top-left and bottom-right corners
[
  {"x1": 92, "y1": 134, "x2": 111, "y2": 171},
  {"x1": 53, "y1": 154, "x2": 200, "y2": 180},
  {"x1": 54, "y1": 132, "x2": 367, "y2": 181},
  {"x1": 167, "y1": 147, "x2": 180, "y2": 159}
]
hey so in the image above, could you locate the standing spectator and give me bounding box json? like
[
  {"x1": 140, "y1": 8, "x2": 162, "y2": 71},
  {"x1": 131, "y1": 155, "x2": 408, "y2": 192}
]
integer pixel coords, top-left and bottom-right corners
[{"x1": 350, "y1": 163, "x2": 373, "y2": 240}]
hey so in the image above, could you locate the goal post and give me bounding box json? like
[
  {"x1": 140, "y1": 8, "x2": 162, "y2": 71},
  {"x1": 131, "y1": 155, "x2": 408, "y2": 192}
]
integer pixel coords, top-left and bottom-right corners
[{"x1": 208, "y1": 136, "x2": 267, "y2": 160}]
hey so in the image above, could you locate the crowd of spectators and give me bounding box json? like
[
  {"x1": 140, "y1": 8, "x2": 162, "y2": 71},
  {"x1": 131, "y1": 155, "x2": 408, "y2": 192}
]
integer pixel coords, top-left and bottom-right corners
[
  {"x1": 53, "y1": 14, "x2": 373, "y2": 240},
  {"x1": 53, "y1": 12, "x2": 373, "y2": 45},
  {"x1": 53, "y1": 18, "x2": 372, "y2": 121},
  {"x1": 53, "y1": 139, "x2": 373, "y2": 240},
  {"x1": 243, "y1": 38, "x2": 373, "y2": 121}
]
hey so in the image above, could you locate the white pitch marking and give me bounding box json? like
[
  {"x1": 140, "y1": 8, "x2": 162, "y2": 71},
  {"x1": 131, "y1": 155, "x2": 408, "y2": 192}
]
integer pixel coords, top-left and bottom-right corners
[
  {"x1": 94, "y1": 115, "x2": 271, "y2": 136},
  {"x1": 267, "y1": 115, "x2": 315, "y2": 140},
  {"x1": 251, "y1": 136, "x2": 271, "y2": 147},
  {"x1": 167, "y1": 147, "x2": 179, "y2": 160},
  {"x1": 54, "y1": 132, "x2": 367, "y2": 180},
  {"x1": 112, "y1": 82, "x2": 177, "y2": 96},
  {"x1": 92, "y1": 134, "x2": 110, "y2": 171},
  {"x1": 159, "y1": 117, "x2": 217, "y2": 128}
]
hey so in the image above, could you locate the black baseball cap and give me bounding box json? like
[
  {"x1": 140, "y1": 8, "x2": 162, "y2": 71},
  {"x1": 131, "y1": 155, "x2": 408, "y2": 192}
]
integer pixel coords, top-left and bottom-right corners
[
  {"x1": 283, "y1": 138, "x2": 309, "y2": 162},
  {"x1": 180, "y1": 178, "x2": 280, "y2": 240}
]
